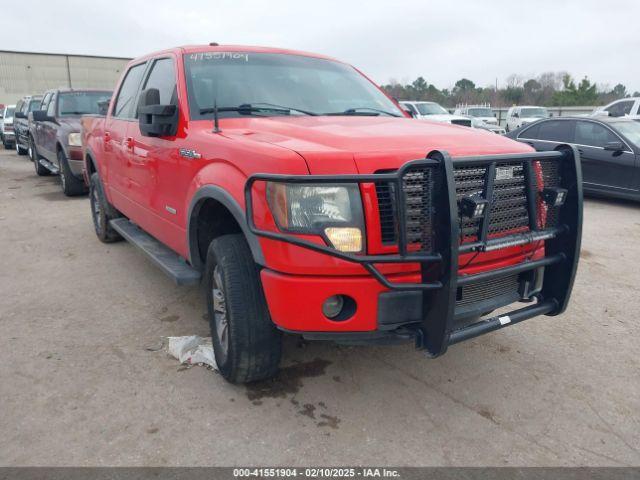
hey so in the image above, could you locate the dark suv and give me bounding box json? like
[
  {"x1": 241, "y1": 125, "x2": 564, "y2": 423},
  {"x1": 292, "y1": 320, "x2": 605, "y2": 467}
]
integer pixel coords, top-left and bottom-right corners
[
  {"x1": 13, "y1": 95, "x2": 43, "y2": 155},
  {"x1": 30, "y1": 88, "x2": 111, "y2": 196}
]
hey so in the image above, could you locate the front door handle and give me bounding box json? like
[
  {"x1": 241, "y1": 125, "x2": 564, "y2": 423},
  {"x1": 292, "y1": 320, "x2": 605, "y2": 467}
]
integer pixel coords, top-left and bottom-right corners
[
  {"x1": 124, "y1": 137, "x2": 134, "y2": 151},
  {"x1": 104, "y1": 132, "x2": 111, "y2": 143}
]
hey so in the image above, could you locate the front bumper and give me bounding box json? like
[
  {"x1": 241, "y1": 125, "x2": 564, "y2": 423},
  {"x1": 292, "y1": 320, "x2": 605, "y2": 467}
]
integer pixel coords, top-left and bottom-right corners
[{"x1": 246, "y1": 147, "x2": 582, "y2": 357}]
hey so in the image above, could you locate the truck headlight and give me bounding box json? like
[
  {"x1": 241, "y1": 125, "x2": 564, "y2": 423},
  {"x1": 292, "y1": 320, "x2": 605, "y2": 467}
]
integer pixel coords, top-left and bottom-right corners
[
  {"x1": 266, "y1": 182, "x2": 364, "y2": 253},
  {"x1": 68, "y1": 133, "x2": 82, "y2": 147}
]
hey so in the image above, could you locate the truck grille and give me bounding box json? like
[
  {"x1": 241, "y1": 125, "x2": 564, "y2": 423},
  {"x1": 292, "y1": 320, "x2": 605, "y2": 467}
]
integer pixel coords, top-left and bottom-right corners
[
  {"x1": 375, "y1": 159, "x2": 561, "y2": 248},
  {"x1": 451, "y1": 119, "x2": 472, "y2": 127}
]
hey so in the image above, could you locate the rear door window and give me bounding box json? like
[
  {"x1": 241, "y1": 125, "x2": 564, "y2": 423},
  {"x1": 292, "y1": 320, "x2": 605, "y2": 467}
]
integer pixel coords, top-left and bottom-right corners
[
  {"x1": 113, "y1": 63, "x2": 147, "y2": 119},
  {"x1": 519, "y1": 122, "x2": 541, "y2": 139},
  {"x1": 536, "y1": 120, "x2": 573, "y2": 142}
]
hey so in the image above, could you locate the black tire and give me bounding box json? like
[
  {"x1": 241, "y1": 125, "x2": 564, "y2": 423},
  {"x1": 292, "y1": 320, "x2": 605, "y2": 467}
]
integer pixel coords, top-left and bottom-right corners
[
  {"x1": 2, "y1": 139, "x2": 10, "y2": 150},
  {"x1": 205, "y1": 234, "x2": 282, "y2": 384},
  {"x1": 31, "y1": 137, "x2": 50, "y2": 176},
  {"x1": 16, "y1": 141, "x2": 27, "y2": 156},
  {"x1": 89, "y1": 172, "x2": 122, "y2": 243},
  {"x1": 58, "y1": 149, "x2": 86, "y2": 196}
]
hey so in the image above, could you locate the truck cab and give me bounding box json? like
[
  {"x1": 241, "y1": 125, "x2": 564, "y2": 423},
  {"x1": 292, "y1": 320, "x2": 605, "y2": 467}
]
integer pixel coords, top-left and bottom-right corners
[{"x1": 83, "y1": 45, "x2": 582, "y2": 384}]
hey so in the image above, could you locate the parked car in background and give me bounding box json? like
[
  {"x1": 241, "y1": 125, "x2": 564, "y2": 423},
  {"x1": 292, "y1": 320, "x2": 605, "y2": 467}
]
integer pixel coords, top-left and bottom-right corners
[
  {"x1": 82, "y1": 44, "x2": 582, "y2": 384},
  {"x1": 400, "y1": 101, "x2": 472, "y2": 126},
  {"x1": 454, "y1": 104, "x2": 498, "y2": 125},
  {"x1": 454, "y1": 104, "x2": 505, "y2": 134},
  {"x1": 506, "y1": 116, "x2": 640, "y2": 200},
  {"x1": 592, "y1": 97, "x2": 640, "y2": 118},
  {"x1": 30, "y1": 88, "x2": 111, "y2": 196},
  {"x1": 14, "y1": 95, "x2": 43, "y2": 155},
  {"x1": 0, "y1": 104, "x2": 16, "y2": 148},
  {"x1": 505, "y1": 106, "x2": 549, "y2": 132}
]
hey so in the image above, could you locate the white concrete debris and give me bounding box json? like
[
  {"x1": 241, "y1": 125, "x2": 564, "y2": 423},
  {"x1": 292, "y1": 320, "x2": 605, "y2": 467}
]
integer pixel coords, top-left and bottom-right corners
[{"x1": 167, "y1": 336, "x2": 217, "y2": 370}]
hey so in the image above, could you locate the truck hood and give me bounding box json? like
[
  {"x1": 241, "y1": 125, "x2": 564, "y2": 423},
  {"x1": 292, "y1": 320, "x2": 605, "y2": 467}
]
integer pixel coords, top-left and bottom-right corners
[{"x1": 222, "y1": 116, "x2": 532, "y2": 174}]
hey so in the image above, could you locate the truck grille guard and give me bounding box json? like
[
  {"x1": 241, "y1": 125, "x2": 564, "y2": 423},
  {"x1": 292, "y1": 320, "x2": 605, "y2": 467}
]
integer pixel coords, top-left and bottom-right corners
[{"x1": 244, "y1": 146, "x2": 583, "y2": 357}]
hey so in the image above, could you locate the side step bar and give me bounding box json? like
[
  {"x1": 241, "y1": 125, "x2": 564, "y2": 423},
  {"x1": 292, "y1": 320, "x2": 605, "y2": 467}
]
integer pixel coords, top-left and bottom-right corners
[
  {"x1": 39, "y1": 158, "x2": 60, "y2": 174},
  {"x1": 109, "y1": 218, "x2": 201, "y2": 286}
]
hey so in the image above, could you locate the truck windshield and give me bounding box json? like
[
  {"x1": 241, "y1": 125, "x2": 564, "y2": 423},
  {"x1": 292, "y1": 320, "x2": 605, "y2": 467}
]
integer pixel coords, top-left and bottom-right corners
[
  {"x1": 467, "y1": 108, "x2": 494, "y2": 117},
  {"x1": 5, "y1": 107, "x2": 15, "y2": 117},
  {"x1": 183, "y1": 52, "x2": 402, "y2": 119},
  {"x1": 520, "y1": 108, "x2": 549, "y2": 118},
  {"x1": 58, "y1": 92, "x2": 112, "y2": 117},
  {"x1": 415, "y1": 103, "x2": 448, "y2": 115}
]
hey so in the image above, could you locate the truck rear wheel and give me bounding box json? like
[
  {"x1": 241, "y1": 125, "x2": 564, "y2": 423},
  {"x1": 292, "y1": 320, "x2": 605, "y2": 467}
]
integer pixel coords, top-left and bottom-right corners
[
  {"x1": 89, "y1": 172, "x2": 122, "y2": 243},
  {"x1": 58, "y1": 149, "x2": 86, "y2": 196},
  {"x1": 205, "y1": 234, "x2": 282, "y2": 384}
]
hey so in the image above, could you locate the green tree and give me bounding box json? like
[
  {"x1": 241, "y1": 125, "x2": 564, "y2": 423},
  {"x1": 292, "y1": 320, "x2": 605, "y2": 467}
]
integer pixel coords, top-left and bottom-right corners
[{"x1": 610, "y1": 83, "x2": 627, "y2": 99}]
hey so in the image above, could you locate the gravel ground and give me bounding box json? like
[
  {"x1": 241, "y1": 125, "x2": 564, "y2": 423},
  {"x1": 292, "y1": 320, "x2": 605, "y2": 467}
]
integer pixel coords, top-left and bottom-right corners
[{"x1": 0, "y1": 148, "x2": 639, "y2": 466}]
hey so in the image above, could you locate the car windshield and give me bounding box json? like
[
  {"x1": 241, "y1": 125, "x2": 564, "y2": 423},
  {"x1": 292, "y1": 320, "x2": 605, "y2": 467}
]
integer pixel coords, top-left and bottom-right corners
[
  {"x1": 520, "y1": 108, "x2": 549, "y2": 118},
  {"x1": 5, "y1": 107, "x2": 15, "y2": 117},
  {"x1": 612, "y1": 121, "x2": 640, "y2": 147},
  {"x1": 28, "y1": 99, "x2": 42, "y2": 112},
  {"x1": 183, "y1": 52, "x2": 403, "y2": 119},
  {"x1": 467, "y1": 108, "x2": 493, "y2": 117},
  {"x1": 415, "y1": 103, "x2": 448, "y2": 115},
  {"x1": 58, "y1": 91, "x2": 112, "y2": 116}
]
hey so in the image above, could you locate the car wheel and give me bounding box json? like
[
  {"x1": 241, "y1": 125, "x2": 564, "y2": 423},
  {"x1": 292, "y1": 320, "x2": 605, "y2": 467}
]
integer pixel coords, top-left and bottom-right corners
[
  {"x1": 205, "y1": 234, "x2": 282, "y2": 384},
  {"x1": 89, "y1": 172, "x2": 122, "y2": 243},
  {"x1": 31, "y1": 138, "x2": 50, "y2": 176},
  {"x1": 58, "y1": 149, "x2": 86, "y2": 196}
]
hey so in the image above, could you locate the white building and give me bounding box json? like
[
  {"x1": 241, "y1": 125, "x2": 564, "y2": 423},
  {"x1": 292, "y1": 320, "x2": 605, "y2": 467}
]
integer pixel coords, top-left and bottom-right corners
[{"x1": 0, "y1": 50, "x2": 130, "y2": 106}]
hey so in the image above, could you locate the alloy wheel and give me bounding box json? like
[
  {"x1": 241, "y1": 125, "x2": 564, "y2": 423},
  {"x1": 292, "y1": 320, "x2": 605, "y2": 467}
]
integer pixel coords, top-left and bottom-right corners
[{"x1": 212, "y1": 265, "x2": 229, "y2": 357}]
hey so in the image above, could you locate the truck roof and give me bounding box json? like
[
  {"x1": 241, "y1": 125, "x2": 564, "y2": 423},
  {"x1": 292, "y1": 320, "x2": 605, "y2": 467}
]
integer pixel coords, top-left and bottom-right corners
[{"x1": 130, "y1": 44, "x2": 342, "y2": 64}]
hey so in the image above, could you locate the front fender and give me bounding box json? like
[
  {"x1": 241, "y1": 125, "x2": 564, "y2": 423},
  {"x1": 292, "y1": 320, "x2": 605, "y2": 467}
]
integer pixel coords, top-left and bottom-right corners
[{"x1": 187, "y1": 183, "x2": 266, "y2": 268}]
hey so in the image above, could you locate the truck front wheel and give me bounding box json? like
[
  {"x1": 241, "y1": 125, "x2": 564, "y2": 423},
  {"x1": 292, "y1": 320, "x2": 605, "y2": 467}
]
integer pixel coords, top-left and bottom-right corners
[
  {"x1": 89, "y1": 172, "x2": 122, "y2": 243},
  {"x1": 58, "y1": 150, "x2": 86, "y2": 196},
  {"x1": 205, "y1": 234, "x2": 282, "y2": 384}
]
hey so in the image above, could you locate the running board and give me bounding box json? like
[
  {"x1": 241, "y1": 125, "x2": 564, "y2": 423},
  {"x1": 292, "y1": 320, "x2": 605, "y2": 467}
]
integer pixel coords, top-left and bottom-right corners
[
  {"x1": 109, "y1": 218, "x2": 201, "y2": 286},
  {"x1": 39, "y1": 158, "x2": 60, "y2": 174}
]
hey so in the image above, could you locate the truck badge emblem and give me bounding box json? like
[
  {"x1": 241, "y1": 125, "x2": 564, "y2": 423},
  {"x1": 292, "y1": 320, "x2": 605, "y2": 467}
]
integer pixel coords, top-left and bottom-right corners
[
  {"x1": 179, "y1": 148, "x2": 202, "y2": 159},
  {"x1": 495, "y1": 166, "x2": 515, "y2": 181}
]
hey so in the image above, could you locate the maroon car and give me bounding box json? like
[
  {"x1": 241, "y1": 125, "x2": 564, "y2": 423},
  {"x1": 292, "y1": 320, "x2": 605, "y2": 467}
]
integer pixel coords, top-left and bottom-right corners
[{"x1": 30, "y1": 89, "x2": 111, "y2": 196}]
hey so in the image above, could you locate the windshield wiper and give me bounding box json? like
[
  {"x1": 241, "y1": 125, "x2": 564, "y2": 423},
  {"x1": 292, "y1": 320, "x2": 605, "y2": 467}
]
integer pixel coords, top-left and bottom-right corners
[
  {"x1": 247, "y1": 103, "x2": 317, "y2": 116},
  {"x1": 325, "y1": 107, "x2": 401, "y2": 117},
  {"x1": 199, "y1": 103, "x2": 316, "y2": 116}
]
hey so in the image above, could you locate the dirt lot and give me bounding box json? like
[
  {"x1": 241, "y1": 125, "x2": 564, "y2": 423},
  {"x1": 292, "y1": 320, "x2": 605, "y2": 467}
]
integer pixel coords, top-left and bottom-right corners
[{"x1": 0, "y1": 148, "x2": 639, "y2": 467}]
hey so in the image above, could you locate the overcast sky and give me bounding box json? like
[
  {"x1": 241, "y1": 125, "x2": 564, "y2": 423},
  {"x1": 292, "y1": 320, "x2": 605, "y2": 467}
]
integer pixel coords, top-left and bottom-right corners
[{"x1": 2, "y1": 0, "x2": 639, "y2": 92}]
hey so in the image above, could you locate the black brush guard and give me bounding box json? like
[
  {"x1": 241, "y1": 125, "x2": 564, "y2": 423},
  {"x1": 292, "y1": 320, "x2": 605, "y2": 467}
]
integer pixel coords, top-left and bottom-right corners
[{"x1": 245, "y1": 146, "x2": 582, "y2": 357}]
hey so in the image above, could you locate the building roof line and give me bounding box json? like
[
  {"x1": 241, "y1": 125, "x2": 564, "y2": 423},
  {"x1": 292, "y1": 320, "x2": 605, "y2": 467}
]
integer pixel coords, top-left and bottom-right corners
[{"x1": 0, "y1": 49, "x2": 132, "y2": 61}]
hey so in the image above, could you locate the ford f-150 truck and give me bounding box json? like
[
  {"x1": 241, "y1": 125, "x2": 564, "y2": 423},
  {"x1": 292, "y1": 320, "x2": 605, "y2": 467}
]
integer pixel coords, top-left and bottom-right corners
[{"x1": 82, "y1": 45, "x2": 582, "y2": 384}]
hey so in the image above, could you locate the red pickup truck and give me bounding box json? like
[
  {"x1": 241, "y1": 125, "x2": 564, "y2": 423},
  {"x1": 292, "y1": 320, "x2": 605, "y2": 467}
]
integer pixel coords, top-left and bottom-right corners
[{"x1": 82, "y1": 45, "x2": 582, "y2": 384}]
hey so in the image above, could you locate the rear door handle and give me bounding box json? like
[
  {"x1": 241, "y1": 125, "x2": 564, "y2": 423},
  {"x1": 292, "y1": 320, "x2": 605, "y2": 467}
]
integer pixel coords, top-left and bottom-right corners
[
  {"x1": 104, "y1": 132, "x2": 111, "y2": 143},
  {"x1": 124, "y1": 137, "x2": 134, "y2": 151}
]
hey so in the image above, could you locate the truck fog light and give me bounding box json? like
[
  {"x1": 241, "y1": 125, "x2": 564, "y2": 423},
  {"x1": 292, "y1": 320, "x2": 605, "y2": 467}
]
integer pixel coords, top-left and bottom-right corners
[
  {"x1": 322, "y1": 295, "x2": 345, "y2": 319},
  {"x1": 324, "y1": 227, "x2": 362, "y2": 253}
]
